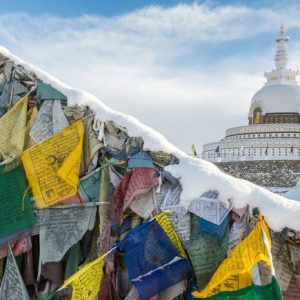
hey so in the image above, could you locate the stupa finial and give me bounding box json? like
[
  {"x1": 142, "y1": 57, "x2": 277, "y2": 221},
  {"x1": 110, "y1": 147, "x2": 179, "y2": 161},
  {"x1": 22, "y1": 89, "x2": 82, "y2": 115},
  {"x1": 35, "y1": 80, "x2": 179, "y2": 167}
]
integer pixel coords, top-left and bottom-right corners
[{"x1": 275, "y1": 24, "x2": 289, "y2": 69}]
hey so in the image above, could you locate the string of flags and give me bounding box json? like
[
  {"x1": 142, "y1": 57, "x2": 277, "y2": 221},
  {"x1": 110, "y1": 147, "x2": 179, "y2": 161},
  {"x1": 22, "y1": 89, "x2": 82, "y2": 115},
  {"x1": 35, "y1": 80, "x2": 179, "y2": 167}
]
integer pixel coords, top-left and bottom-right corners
[{"x1": 0, "y1": 54, "x2": 298, "y2": 300}]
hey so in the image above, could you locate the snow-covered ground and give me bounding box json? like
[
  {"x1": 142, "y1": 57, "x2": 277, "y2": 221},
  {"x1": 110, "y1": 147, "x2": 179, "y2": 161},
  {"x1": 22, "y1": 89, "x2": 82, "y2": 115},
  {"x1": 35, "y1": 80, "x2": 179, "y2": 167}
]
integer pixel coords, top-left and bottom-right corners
[{"x1": 2, "y1": 46, "x2": 300, "y2": 232}]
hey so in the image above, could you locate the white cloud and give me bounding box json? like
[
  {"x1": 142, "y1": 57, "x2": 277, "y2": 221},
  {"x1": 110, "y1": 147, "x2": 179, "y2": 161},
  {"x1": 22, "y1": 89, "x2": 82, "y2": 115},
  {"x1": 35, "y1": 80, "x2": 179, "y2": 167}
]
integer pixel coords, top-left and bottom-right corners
[{"x1": 0, "y1": 2, "x2": 299, "y2": 152}]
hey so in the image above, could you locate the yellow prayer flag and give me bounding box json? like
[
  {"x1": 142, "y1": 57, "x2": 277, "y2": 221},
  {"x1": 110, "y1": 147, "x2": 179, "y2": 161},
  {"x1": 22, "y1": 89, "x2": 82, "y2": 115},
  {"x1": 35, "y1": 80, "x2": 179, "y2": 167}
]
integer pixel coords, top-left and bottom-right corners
[
  {"x1": 191, "y1": 144, "x2": 197, "y2": 156},
  {"x1": 155, "y1": 211, "x2": 187, "y2": 258},
  {"x1": 22, "y1": 120, "x2": 84, "y2": 208},
  {"x1": 192, "y1": 217, "x2": 272, "y2": 298},
  {"x1": 62, "y1": 254, "x2": 105, "y2": 300},
  {"x1": 0, "y1": 95, "x2": 28, "y2": 161},
  {"x1": 24, "y1": 106, "x2": 38, "y2": 150}
]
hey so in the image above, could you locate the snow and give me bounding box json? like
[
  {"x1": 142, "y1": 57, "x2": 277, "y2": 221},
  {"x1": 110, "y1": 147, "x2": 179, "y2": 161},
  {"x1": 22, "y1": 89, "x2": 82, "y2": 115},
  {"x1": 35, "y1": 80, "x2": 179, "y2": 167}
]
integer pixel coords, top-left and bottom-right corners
[{"x1": 2, "y1": 46, "x2": 300, "y2": 232}]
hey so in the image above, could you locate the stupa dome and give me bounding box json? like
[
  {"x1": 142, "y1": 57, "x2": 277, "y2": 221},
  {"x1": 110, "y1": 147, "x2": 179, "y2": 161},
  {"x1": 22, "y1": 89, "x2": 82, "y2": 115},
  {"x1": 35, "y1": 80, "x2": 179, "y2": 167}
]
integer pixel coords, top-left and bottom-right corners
[{"x1": 250, "y1": 83, "x2": 300, "y2": 115}]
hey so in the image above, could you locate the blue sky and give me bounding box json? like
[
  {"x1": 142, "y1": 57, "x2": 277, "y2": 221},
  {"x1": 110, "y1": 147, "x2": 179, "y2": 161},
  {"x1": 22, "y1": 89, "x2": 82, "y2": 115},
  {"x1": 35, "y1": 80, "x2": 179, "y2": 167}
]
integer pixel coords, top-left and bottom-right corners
[
  {"x1": 0, "y1": 0, "x2": 193, "y2": 16},
  {"x1": 0, "y1": 0, "x2": 294, "y2": 16},
  {"x1": 0, "y1": 1, "x2": 249, "y2": 16},
  {"x1": 1, "y1": 1, "x2": 300, "y2": 152}
]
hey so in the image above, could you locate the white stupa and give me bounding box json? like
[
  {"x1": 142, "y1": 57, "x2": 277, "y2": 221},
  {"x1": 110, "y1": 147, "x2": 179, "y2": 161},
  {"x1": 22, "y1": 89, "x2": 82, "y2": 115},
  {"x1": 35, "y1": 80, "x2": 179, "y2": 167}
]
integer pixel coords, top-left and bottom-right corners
[{"x1": 202, "y1": 25, "x2": 300, "y2": 162}]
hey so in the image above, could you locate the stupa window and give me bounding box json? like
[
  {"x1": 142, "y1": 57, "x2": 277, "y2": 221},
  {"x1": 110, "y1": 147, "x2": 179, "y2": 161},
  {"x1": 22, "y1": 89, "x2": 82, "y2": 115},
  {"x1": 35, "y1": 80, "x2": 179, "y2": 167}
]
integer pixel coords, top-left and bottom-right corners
[{"x1": 253, "y1": 107, "x2": 262, "y2": 124}]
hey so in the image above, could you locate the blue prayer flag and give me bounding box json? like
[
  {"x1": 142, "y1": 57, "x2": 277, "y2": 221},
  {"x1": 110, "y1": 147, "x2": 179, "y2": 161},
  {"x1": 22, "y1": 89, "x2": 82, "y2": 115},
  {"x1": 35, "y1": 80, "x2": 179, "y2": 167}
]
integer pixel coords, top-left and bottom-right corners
[
  {"x1": 199, "y1": 215, "x2": 228, "y2": 239},
  {"x1": 117, "y1": 217, "x2": 192, "y2": 299}
]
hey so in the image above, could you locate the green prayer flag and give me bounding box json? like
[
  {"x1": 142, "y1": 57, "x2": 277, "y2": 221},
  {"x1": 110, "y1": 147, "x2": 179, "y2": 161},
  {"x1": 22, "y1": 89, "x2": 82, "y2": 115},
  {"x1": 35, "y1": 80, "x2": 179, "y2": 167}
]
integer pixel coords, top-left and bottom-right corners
[
  {"x1": 203, "y1": 277, "x2": 282, "y2": 300},
  {"x1": 37, "y1": 291, "x2": 57, "y2": 300},
  {"x1": 0, "y1": 161, "x2": 35, "y2": 237},
  {"x1": 78, "y1": 167, "x2": 101, "y2": 202},
  {"x1": 185, "y1": 213, "x2": 228, "y2": 289},
  {"x1": 65, "y1": 242, "x2": 82, "y2": 280},
  {"x1": 36, "y1": 81, "x2": 67, "y2": 101}
]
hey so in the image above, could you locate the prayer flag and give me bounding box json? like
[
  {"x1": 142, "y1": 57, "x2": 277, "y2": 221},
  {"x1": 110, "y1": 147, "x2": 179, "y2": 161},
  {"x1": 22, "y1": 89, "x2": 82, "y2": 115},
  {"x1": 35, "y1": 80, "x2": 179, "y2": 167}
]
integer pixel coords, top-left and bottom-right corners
[
  {"x1": 195, "y1": 277, "x2": 282, "y2": 300},
  {"x1": 78, "y1": 167, "x2": 101, "y2": 202},
  {"x1": 199, "y1": 215, "x2": 229, "y2": 239},
  {"x1": 192, "y1": 217, "x2": 272, "y2": 298},
  {"x1": 22, "y1": 120, "x2": 84, "y2": 208},
  {"x1": 24, "y1": 106, "x2": 38, "y2": 150},
  {"x1": 265, "y1": 145, "x2": 269, "y2": 155},
  {"x1": 117, "y1": 212, "x2": 192, "y2": 299},
  {"x1": 0, "y1": 160, "x2": 35, "y2": 237},
  {"x1": 36, "y1": 81, "x2": 67, "y2": 101},
  {"x1": 155, "y1": 211, "x2": 187, "y2": 258},
  {"x1": 30, "y1": 100, "x2": 69, "y2": 143},
  {"x1": 191, "y1": 144, "x2": 197, "y2": 156},
  {"x1": 36, "y1": 205, "x2": 97, "y2": 265},
  {"x1": 0, "y1": 246, "x2": 30, "y2": 300},
  {"x1": 61, "y1": 253, "x2": 106, "y2": 300},
  {"x1": 215, "y1": 146, "x2": 221, "y2": 157},
  {"x1": 0, "y1": 95, "x2": 28, "y2": 161},
  {"x1": 186, "y1": 214, "x2": 229, "y2": 290}
]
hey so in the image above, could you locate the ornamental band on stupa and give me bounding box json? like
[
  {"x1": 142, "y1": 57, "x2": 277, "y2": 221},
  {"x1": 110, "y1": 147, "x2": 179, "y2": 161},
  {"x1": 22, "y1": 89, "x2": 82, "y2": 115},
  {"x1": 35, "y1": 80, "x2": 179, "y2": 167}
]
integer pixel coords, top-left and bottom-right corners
[{"x1": 202, "y1": 25, "x2": 300, "y2": 189}]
